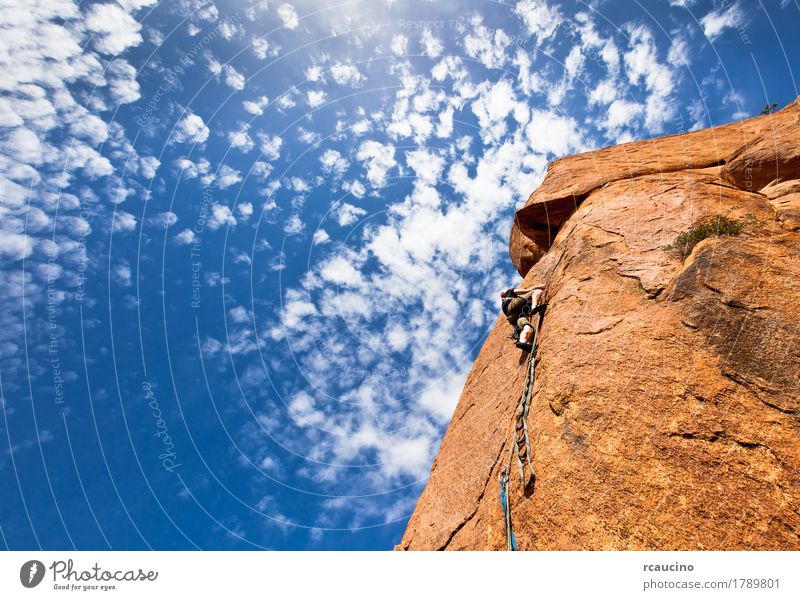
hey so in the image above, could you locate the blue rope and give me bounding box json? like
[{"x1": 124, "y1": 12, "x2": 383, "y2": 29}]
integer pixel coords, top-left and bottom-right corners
[{"x1": 499, "y1": 473, "x2": 517, "y2": 551}]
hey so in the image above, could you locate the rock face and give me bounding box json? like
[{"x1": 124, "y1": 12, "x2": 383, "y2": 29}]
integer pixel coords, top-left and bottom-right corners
[{"x1": 399, "y1": 99, "x2": 800, "y2": 550}]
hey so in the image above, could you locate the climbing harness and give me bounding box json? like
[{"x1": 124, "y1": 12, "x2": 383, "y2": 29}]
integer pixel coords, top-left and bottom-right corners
[{"x1": 498, "y1": 305, "x2": 545, "y2": 551}]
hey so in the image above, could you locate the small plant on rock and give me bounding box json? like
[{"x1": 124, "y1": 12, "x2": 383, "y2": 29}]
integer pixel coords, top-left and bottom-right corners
[
  {"x1": 761, "y1": 102, "x2": 778, "y2": 115},
  {"x1": 665, "y1": 214, "x2": 749, "y2": 259}
]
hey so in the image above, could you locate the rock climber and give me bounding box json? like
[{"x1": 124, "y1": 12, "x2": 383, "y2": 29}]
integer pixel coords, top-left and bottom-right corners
[{"x1": 500, "y1": 285, "x2": 547, "y2": 351}]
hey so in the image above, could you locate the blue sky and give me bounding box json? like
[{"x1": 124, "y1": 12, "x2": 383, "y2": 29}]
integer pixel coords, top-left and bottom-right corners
[{"x1": 1, "y1": 0, "x2": 798, "y2": 550}]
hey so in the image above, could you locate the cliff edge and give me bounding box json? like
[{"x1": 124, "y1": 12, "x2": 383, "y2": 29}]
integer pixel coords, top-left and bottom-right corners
[{"x1": 399, "y1": 99, "x2": 800, "y2": 550}]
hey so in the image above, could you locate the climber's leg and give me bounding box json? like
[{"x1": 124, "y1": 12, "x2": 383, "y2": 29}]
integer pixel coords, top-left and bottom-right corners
[
  {"x1": 521, "y1": 289, "x2": 548, "y2": 321},
  {"x1": 529, "y1": 288, "x2": 543, "y2": 307},
  {"x1": 515, "y1": 316, "x2": 533, "y2": 350}
]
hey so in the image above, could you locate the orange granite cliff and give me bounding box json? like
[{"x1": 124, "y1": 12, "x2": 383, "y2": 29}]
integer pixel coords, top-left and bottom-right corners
[{"x1": 399, "y1": 98, "x2": 800, "y2": 550}]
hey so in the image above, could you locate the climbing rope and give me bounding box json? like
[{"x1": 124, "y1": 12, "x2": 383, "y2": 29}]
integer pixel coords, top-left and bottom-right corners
[
  {"x1": 498, "y1": 306, "x2": 544, "y2": 551},
  {"x1": 515, "y1": 324, "x2": 539, "y2": 485},
  {"x1": 498, "y1": 466, "x2": 517, "y2": 551}
]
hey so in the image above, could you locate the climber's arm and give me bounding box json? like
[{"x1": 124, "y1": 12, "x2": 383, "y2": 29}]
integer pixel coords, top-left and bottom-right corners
[{"x1": 513, "y1": 285, "x2": 545, "y2": 295}]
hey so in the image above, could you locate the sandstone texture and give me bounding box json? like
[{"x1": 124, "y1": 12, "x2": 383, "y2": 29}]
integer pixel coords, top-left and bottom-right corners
[{"x1": 400, "y1": 99, "x2": 800, "y2": 550}]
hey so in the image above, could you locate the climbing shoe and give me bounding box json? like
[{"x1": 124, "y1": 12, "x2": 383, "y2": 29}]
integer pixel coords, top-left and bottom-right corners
[
  {"x1": 530, "y1": 302, "x2": 548, "y2": 316},
  {"x1": 515, "y1": 341, "x2": 533, "y2": 352}
]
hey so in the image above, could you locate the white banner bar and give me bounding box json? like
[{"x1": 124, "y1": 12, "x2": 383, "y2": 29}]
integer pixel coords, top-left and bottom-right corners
[{"x1": 1, "y1": 551, "x2": 798, "y2": 599}]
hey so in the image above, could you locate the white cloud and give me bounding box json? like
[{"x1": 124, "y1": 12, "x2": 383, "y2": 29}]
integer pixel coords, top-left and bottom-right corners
[
  {"x1": 243, "y1": 96, "x2": 269, "y2": 115},
  {"x1": 377, "y1": 434, "x2": 439, "y2": 481},
  {"x1": 223, "y1": 65, "x2": 246, "y2": 90},
  {"x1": 287, "y1": 176, "x2": 310, "y2": 192},
  {"x1": 610, "y1": 98, "x2": 645, "y2": 126},
  {"x1": 0, "y1": 233, "x2": 34, "y2": 261},
  {"x1": 117, "y1": 0, "x2": 158, "y2": 10},
  {"x1": 113, "y1": 262, "x2": 132, "y2": 286},
  {"x1": 207, "y1": 54, "x2": 223, "y2": 76},
  {"x1": 387, "y1": 112, "x2": 434, "y2": 143},
  {"x1": 174, "y1": 112, "x2": 209, "y2": 144},
  {"x1": 258, "y1": 134, "x2": 283, "y2": 160},
  {"x1": 463, "y1": 16, "x2": 511, "y2": 69},
  {"x1": 283, "y1": 214, "x2": 304, "y2": 235},
  {"x1": 0, "y1": 98, "x2": 23, "y2": 127},
  {"x1": 321, "y1": 256, "x2": 363, "y2": 285},
  {"x1": 175, "y1": 228, "x2": 197, "y2": 245},
  {"x1": 390, "y1": 34, "x2": 408, "y2": 55},
  {"x1": 237, "y1": 202, "x2": 253, "y2": 221},
  {"x1": 112, "y1": 211, "x2": 137, "y2": 233},
  {"x1": 515, "y1": 0, "x2": 563, "y2": 45},
  {"x1": 85, "y1": 3, "x2": 144, "y2": 55},
  {"x1": 431, "y1": 55, "x2": 469, "y2": 85},
  {"x1": 228, "y1": 123, "x2": 254, "y2": 152},
  {"x1": 312, "y1": 229, "x2": 330, "y2": 245},
  {"x1": 512, "y1": 48, "x2": 543, "y2": 96},
  {"x1": 351, "y1": 119, "x2": 371, "y2": 136},
  {"x1": 688, "y1": 98, "x2": 707, "y2": 131},
  {"x1": 334, "y1": 202, "x2": 366, "y2": 227},
  {"x1": 573, "y1": 12, "x2": 620, "y2": 75},
  {"x1": 343, "y1": 180, "x2": 366, "y2": 198},
  {"x1": 251, "y1": 161, "x2": 273, "y2": 180},
  {"x1": 288, "y1": 391, "x2": 326, "y2": 427},
  {"x1": 319, "y1": 149, "x2": 349, "y2": 175},
  {"x1": 701, "y1": 3, "x2": 744, "y2": 40},
  {"x1": 564, "y1": 45, "x2": 584, "y2": 77},
  {"x1": 175, "y1": 157, "x2": 212, "y2": 183},
  {"x1": 219, "y1": 18, "x2": 244, "y2": 40},
  {"x1": 277, "y1": 3, "x2": 299, "y2": 29},
  {"x1": 65, "y1": 143, "x2": 113, "y2": 176},
  {"x1": 148, "y1": 211, "x2": 178, "y2": 228},
  {"x1": 252, "y1": 36, "x2": 280, "y2": 60},
  {"x1": 108, "y1": 59, "x2": 142, "y2": 104},
  {"x1": 276, "y1": 94, "x2": 296, "y2": 111},
  {"x1": 623, "y1": 24, "x2": 676, "y2": 132},
  {"x1": 416, "y1": 368, "x2": 469, "y2": 424},
  {"x1": 356, "y1": 140, "x2": 396, "y2": 188},
  {"x1": 307, "y1": 90, "x2": 326, "y2": 108},
  {"x1": 217, "y1": 165, "x2": 242, "y2": 189},
  {"x1": 232, "y1": 251, "x2": 252, "y2": 265},
  {"x1": 138, "y1": 155, "x2": 160, "y2": 178},
  {"x1": 207, "y1": 203, "x2": 236, "y2": 230},
  {"x1": 305, "y1": 65, "x2": 324, "y2": 82},
  {"x1": 229, "y1": 306, "x2": 249, "y2": 323},
  {"x1": 4, "y1": 128, "x2": 47, "y2": 164},
  {"x1": 406, "y1": 149, "x2": 444, "y2": 184},
  {"x1": 588, "y1": 79, "x2": 617, "y2": 106},
  {"x1": 668, "y1": 35, "x2": 691, "y2": 66},
  {"x1": 420, "y1": 28, "x2": 443, "y2": 57},
  {"x1": 330, "y1": 63, "x2": 364, "y2": 87},
  {"x1": 470, "y1": 79, "x2": 521, "y2": 144},
  {"x1": 525, "y1": 109, "x2": 583, "y2": 156},
  {"x1": 297, "y1": 128, "x2": 319, "y2": 147},
  {"x1": 201, "y1": 337, "x2": 223, "y2": 358}
]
